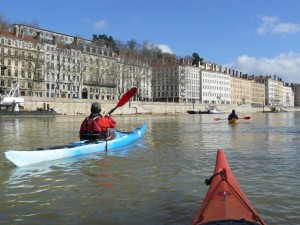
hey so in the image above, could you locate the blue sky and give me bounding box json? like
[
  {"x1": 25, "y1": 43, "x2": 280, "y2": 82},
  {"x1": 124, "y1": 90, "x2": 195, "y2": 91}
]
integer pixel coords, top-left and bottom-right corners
[{"x1": 1, "y1": 0, "x2": 300, "y2": 83}]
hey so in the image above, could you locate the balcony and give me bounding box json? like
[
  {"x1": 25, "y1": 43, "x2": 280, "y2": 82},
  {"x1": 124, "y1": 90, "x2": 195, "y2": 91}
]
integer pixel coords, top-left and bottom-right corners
[{"x1": 83, "y1": 80, "x2": 116, "y2": 88}]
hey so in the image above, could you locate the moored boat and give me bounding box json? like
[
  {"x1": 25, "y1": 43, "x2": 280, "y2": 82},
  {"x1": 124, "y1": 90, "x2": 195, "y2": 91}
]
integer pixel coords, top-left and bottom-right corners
[
  {"x1": 187, "y1": 109, "x2": 199, "y2": 114},
  {"x1": 5, "y1": 123, "x2": 147, "y2": 167},
  {"x1": 192, "y1": 149, "x2": 265, "y2": 225},
  {"x1": 187, "y1": 106, "x2": 225, "y2": 114}
]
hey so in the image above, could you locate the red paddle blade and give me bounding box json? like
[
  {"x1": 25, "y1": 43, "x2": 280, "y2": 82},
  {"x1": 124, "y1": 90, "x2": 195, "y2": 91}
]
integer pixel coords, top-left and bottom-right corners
[
  {"x1": 213, "y1": 118, "x2": 221, "y2": 121},
  {"x1": 243, "y1": 116, "x2": 251, "y2": 120},
  {"x1": 116, "y1": 87, "x2": 137, "y2": 107}
]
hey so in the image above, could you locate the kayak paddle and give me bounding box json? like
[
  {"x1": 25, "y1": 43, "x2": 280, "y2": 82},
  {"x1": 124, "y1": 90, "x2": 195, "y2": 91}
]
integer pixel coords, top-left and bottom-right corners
[
  {"x1": 213, "y1": 116, "x2": 251, "y2": 121},
  {"x1": 108, "y1": 87, "x2": 137, "y2": 115}
]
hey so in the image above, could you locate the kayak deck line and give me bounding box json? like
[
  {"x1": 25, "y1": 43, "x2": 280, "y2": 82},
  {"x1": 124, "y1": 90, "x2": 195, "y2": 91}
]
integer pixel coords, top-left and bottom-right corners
[
  {"x1": 33, "y1": 132, "x2": 117, "y2": 151},
  {"x1": 202, "y1": 171, "x2": 263, "y2": 224},
  {"x1": 192, "y1": 149, "x2": 266, "y2": 225},
  {"x1": 4, "y1": 123, "x2": 147, "y2": 167}
]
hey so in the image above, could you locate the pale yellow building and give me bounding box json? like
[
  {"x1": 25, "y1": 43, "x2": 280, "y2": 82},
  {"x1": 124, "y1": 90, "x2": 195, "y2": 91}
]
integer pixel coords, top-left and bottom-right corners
[{"x1": 230, "y1": 75, "x2": 252, "y2": 105}]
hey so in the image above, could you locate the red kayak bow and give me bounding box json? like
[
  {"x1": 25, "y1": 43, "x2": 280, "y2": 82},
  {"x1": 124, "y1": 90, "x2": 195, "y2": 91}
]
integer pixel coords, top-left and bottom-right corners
[{"x1": 192, "y1": 149, "x2": 266, "y2": 225}]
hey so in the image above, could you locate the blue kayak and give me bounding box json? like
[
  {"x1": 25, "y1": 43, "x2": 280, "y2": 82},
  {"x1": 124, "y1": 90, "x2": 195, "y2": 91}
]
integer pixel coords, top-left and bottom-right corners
[{"x1": 5, "y1": 123, "x2": 147, "y2": 167}]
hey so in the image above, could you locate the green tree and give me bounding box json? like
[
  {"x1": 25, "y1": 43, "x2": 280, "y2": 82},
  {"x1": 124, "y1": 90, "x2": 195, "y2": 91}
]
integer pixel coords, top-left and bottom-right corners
[
  {"x1": 192, "y1": 52, "x2": 203, "y2": 66},
  {"x1": 92, "y1": 34, "x2": 117, "y2": 50}
]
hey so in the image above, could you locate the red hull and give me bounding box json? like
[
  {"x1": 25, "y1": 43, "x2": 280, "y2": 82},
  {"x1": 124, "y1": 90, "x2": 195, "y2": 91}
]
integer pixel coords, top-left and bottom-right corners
[{"x1": 192, "y1": 149, "x2": 265, "y2": 225}]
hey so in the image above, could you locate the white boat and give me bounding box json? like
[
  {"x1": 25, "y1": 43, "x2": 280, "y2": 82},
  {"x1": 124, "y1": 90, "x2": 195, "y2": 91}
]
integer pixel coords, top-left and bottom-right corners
[
  {"x1": 207, "y1": 106, "x2": 225, "y2": 114},
  {"x1": 0, "y1": 83, "x2": 24, "y2": 109},
  {"x1": 188, "y1": 106, "x2": 225, "y2": 114}
]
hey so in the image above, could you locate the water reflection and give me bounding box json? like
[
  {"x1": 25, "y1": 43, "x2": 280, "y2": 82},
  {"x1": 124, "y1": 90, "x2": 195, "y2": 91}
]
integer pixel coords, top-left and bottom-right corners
[{"x1": 0, "y1": 113, "x2": 299, "y2": 224}]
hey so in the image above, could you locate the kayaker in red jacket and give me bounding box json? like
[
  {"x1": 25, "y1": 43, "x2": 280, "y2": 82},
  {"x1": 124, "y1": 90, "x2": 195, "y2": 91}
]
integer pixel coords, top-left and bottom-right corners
[{"x1": 79, "y1": 102, "x2": 116, "y2": 140}]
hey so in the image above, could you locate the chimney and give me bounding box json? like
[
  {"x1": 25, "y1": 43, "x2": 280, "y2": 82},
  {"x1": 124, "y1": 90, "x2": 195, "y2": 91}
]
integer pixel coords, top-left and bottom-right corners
[
  {"x1": 14, "y1": 25, "x2": 19, "y2": 37},
  {"x1": 53, "y1": 35, "x2": 57, "y2": 45},
  {"x1": 35, "y1": 32, "x2": 41, "y2": 41}
]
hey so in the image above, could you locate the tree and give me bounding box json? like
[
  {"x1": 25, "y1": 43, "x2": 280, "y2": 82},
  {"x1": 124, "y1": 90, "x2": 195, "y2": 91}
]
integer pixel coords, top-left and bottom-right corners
[
  {"x1": 191, "y1": 52, "x2": 203, "y2": 66},
  {"x1": 92, "y1": 34, "x2": 118, "y2": 50},
  {"x1": 0, "y1": 13, "x2": 10, "y2": 30}
]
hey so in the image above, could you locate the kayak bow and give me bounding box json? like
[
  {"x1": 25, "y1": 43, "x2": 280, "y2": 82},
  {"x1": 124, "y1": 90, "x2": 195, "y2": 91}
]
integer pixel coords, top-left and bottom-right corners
[
  {"x1": 192, "y1": 149, "x2": 265, "y2": 225},
  {"x1": 5, "y1": 123, "x2": 147, "y2": 167}
]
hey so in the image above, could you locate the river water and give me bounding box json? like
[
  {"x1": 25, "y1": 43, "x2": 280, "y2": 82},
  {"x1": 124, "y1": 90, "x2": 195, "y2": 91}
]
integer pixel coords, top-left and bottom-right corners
[{"x1": 0, "y1": 112, "x2": 299, "y2": 225}]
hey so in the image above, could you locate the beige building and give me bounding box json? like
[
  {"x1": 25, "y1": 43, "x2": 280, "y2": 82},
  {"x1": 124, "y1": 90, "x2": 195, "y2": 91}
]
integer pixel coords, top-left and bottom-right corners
[
  {"x1": 230, "y1": 73, "x2": 252, "y2": 105},
  {"x1": 250, "y1": 80, "x2": 265, "y2": 106},
  {"x1": 0, "y1": 28, "x2": 44, "y2": 97},
  {"x1": 151, "y1": 60, "x2": 201, "y2": 103},
  {"x1": 117, "y1": 54, "x2": 152, "y2": 101},
  {"x1": 75, "y1": 38, "x2": 118, "y2": 101}
]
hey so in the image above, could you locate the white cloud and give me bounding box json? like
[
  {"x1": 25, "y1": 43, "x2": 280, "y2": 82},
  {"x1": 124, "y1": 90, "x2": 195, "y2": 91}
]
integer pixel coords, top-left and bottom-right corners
[
  {"x1": 93, "y1": 20, "x2": 108, "y2": 31},
  {"x1": 157, "y1": 44, "x2": 174, "y2": 54},
  {"x1": 257, "y1": 16, "x2": 300, "y2": 35},
  {"x1": 224, "y1": 52, "x2": 300, "y2": 83}
]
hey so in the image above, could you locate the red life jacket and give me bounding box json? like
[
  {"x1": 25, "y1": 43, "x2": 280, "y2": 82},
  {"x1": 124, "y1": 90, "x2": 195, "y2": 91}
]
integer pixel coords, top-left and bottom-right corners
[{"x1": 80, "y1": 116, "x2": 108, "y2": 140}]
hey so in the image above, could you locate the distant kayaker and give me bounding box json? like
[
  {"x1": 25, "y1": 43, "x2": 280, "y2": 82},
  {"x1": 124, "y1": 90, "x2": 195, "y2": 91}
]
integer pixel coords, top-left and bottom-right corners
[
  {"x1": 228, "y1": 109, "x2": 239, "y2": 120},
  {"x1": 79, "y1": 102, "x2": 116, "y2": 140}
]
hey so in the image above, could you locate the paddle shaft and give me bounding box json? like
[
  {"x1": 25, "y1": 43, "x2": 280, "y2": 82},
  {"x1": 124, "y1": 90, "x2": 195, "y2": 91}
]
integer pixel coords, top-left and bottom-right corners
[{"x1": 214, "y1": 116, "x2": 251, "y2": 121}]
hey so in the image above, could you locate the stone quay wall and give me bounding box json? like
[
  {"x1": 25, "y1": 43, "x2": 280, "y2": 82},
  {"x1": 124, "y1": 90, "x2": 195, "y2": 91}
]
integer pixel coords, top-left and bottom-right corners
[{"x1": 22, "y1": 96, "x2": 298, "y2": 116}]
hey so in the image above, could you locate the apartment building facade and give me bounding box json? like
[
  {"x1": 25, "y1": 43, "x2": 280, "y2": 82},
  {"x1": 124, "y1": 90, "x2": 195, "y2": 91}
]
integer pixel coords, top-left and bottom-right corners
[
  {"x1": 1, "y1": 24, "x2": 297, "y2": 107},
  {"x1": 250, "y1": 79, "x2": 265, "y2": 106},
  {"x1": 283, "y1": 85, "x2": 294, "y2": 107},
  {"x1": 290, "y1": 83, "x2": 300, "y2": 106},
  {"x1": 201, "y1": 63, "x2": 231, "y2": 104},
  {"x1": 0, "y1": 27, "x2": 44, "y2": 97},
  {"x1": 151, "y1": 60, "x2": 201, "y2": 103},
  {"x1": 254, "y1": 75, "x2": 284, "y2": 106},
  {"x1": 117, "y1": 54, "x2": 152, "y2": 101}
]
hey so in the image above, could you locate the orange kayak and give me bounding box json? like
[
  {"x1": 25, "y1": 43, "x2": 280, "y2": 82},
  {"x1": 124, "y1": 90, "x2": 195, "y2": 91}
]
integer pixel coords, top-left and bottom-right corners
[{"x1": 192, "y1": 149, "x2": 266, "y2": 225}]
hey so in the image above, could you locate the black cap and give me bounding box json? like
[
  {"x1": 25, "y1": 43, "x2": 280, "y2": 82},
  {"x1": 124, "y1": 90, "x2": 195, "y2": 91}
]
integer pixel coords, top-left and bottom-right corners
[{"x1": 91, "y1": 102, "x2": 101, "y2": 113}]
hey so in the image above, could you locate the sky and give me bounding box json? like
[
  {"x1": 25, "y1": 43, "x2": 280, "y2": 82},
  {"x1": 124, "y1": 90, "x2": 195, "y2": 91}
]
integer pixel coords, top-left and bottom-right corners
[{"x1": 1, "y1": 0, "x2": 300, "y2": 83}]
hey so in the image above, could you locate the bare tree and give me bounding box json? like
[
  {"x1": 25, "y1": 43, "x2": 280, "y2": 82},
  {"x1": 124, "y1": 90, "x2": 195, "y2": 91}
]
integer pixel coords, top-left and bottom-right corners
[{"x1": 0, "y1": 13, "x2": 10, "y2": 30}]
